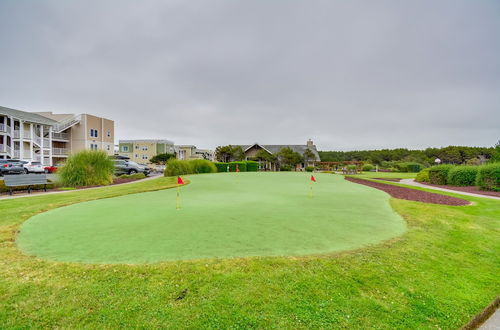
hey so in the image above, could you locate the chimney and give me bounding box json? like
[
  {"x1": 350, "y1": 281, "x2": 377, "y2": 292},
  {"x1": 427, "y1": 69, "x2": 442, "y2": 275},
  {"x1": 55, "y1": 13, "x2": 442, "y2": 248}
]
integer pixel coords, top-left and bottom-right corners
[{"x1": 307, "y1": 139, "x2": 314, "y2": 147}]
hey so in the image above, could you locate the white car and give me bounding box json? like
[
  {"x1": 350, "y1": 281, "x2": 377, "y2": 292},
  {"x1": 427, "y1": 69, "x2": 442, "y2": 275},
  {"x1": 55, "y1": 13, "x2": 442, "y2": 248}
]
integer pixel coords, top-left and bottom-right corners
[{"x1": 22, "y1": 161, "x2": 45, "y2": 174}]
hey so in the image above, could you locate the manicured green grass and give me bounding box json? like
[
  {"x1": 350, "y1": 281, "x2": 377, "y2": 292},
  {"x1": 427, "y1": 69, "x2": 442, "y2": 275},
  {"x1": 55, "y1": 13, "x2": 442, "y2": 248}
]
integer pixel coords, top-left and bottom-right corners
[
  {"x1": 0, "y1": 173, "x2": 498, "y2": 328},
  {"x1": 17, "y1": 172, "x2": 405, "y2": 263}
]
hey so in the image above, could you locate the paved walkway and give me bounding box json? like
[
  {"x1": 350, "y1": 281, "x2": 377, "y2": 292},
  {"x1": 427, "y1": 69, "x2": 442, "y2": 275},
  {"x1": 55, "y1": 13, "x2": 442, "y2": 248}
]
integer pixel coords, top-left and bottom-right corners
[
  {"x1": 480, "y1": 308, "x2": 500, "y2": 329},
  {"x1": 0, "y1": 174, "x2": 163, "y2": 201},
  {"x1": 399, "y1": 179, "x2": 500, "y2": 201}
]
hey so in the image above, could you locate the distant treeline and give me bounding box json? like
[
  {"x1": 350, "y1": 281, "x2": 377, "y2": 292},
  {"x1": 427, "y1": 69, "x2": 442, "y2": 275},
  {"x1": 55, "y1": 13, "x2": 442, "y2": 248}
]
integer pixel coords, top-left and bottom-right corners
[{"x1": 318, "y1": 146, "x2": 496, "y2": 166}]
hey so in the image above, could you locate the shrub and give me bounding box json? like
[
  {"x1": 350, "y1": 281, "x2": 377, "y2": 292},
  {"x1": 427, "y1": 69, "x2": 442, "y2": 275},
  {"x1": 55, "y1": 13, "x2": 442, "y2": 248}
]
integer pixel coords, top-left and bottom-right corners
[
  {"x1": 229, "y1": 161, "x2": 247, "y2": 172},
  {"x1": 305, "y1": 166, "x2": 314, "y2": 172},
  {"x1": 395, "y1": 162, "x2": 424, "y2": 173},
  {"x1": 245, "y1": 161, "x2": 259, "y2": 172},
  {"x1": 214, "y1": 162, "x2": 229, "y2": 173},
  {"x1": 362, "y1": 164, "x2": 374, "y2": 171},
  {"x1": 118, "y1": 173, "x2": 146, "y2": 180},
  {"x1": 280, "y1": 165, "x2": 292, "y2": 171},
  {"x1": 191, "y1": 159, "x2": 217, "y2": 174},
  {"x1": 428, "y1": 165, "x2": 453, "y2": 185},
  {"x1": 58, "y1": 150, "x2": 114, "y2": 187},
  {"x1": 415, "y1": 168, "x2": 430, "y2": 183},
  {"x1": 447, "y1": 166, "x2": 479, "y2": 186},
  {"x1": 164, "y1": 159, "x2": 193, "y2": 177},
  {"x1": 476, "y1": 163, "x2": 500, "y2": 191}
]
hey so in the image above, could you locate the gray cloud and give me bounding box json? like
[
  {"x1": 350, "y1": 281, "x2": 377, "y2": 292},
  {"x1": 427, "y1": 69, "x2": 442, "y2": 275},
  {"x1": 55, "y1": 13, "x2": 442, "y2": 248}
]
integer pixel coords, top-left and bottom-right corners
[{"x1": 0, "y1": 0, "x2": 499, "y2": 150}]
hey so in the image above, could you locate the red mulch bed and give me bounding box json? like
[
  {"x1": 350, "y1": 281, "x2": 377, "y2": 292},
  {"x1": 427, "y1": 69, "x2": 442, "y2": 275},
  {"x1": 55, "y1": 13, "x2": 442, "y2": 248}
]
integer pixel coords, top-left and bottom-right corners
[
  {"x1": 345, "y1": 177, "x2": 470, "y2": 206},
  {"x1": 419, "y1": 182, "x2": 500, "y2": 198},
  {"x1": 373, "y1": 177, "x2": 401, "y2": 182}
]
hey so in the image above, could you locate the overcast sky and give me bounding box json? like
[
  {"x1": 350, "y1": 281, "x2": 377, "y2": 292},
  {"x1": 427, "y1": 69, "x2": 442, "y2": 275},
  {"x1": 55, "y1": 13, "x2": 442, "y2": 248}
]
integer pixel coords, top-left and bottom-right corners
[{"x1": 0, "y1": 1, "x2": 499, "y2": 151}]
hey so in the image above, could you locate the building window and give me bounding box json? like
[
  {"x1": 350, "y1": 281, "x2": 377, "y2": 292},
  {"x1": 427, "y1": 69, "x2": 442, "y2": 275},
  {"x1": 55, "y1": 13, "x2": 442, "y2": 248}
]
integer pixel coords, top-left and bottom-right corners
[
  {"x1": 135, "y1": 154, "x2": 138, "y2": 158},
  {"x1": 90, "y1": 144, "x2": 98, "y2": 150},
  {"x1": 107, "y1": 130, "x2": 111, "y2": 137},
  {"x1": 107, "y1": 145, "x2": 110, "y2": 151},
  {"x1": 142, "y1": 146, "x2": 148, "y2": 151},
  {"x1": 135, "y1": 145, "x2": 139, "y2": 149},
  {"x1": 142, "y1": 155, "x2": 148, "y2": 160},
  {"x1": 90, "y1": 129, "x2": 98, "y2": 137},
  {"x1": 122, "y1": 146, "x2": 129, "y2": 152}
]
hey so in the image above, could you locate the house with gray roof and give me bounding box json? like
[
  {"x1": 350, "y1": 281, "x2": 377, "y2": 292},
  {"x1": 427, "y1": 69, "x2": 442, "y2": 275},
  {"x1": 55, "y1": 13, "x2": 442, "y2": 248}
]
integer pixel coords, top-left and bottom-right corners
[{"x1": 237, "y1": 139, "x2": 320, "y2": 171}]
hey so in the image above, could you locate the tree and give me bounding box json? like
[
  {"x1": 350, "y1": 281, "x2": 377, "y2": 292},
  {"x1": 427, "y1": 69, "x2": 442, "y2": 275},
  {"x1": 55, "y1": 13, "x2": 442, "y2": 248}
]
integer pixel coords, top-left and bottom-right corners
[
  {"x1": 149, "y1": 153, "x2": 176, "y2": 165},
  {"x1": 276, "y1": 147, "x2": 303, "y2": 169},
  {"x1": 255, "y1": 149, "x2": 276, "y2": 163},
  {"x1": 215, "y1": 145, "x2": 245, "y2": 162},
  {"x1": 303, "y1": 148, "x2": 316, "y2": 164}
]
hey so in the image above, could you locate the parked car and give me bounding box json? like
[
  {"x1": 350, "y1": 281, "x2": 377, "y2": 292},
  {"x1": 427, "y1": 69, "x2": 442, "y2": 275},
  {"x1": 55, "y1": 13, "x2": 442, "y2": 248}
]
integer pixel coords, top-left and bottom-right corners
[
  {"x1": 113, "y1": 159, "x2": 151, "y2": 176},
  {"x1": 0, "y1": 160, "x2": 25, "y2": 176},
  {"x1": 22, "y1": 161, "x2": 45, "y2": 174},
  {"x1": 44, "y1": 163, "x2": 63, "y2": 173}
]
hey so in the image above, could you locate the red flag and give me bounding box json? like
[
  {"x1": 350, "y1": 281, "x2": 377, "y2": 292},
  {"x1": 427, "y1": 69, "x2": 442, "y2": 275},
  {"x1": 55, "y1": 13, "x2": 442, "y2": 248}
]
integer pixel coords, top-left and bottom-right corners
[
  {"x1": 310, "y1": 175, "x2": 316, "y2": 182},
  {"x1": 177, "y1": 176, "x2": 184, "y2": 185}
]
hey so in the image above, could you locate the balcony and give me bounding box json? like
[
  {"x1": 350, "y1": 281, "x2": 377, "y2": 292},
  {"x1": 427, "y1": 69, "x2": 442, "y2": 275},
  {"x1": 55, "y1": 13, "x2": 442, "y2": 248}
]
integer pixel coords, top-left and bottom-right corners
[
  {"x1": 0, "y1": 123, "x2": 10, "y2": 133},
  {"x1": 12, "y1": 130, "x2": 32, "y2": 139},
  {"x1": 52, "y1": 132, "x2": 70, "y2": 140},
  {"x1": 53, "y1": 148, "x2": 69, "y2": 155},
  {"x1": 13, "y1": 149, "x2": 20, "y2": 158}
]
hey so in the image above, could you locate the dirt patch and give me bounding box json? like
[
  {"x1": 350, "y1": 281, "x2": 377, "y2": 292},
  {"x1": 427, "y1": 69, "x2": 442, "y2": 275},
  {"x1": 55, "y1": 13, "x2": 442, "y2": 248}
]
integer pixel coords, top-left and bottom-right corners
[
  {"x1": 345, "y1": 177, "x2": 470, "y2": 206},
  {"x1": 373, "y1": 178, "x2": 402, "y2": 182},
  {"x1": 419, "y1": 182, "x2": 500, "y2": 198}
]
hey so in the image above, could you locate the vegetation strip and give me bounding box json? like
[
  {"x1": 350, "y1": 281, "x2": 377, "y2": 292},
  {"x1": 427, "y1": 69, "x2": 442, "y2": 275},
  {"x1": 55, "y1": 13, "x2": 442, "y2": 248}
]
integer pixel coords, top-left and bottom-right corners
[
  {"x1": 345, "y1": 176, "x2": 470, "y2": 205},
  {"x1": 0, "y1": 172, "x2": 499, "y2": 327},
  {"x1": 419, "y1": 182, "x2": 500, "y2": 198}
]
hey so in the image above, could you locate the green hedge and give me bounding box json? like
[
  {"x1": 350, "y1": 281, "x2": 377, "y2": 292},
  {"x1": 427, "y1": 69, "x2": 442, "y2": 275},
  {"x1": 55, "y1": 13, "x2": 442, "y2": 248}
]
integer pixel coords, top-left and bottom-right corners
[
  {"x1": 164, "y1": 159, "x2": 193, "y2": 176},
  {"x1": 447, "y1": 166, "x2": 478, "y2": 186},
  {"x1": 215, "y1": 162, "x2": 229, "y2": 173},
  {"x1": 165, "y1": 159, "x2": 217, "y2": 176},
  {"x1": 191, "y1": 159, "x2": 217, "y2": 174},
  {"x1": 428, "y1": 165, "x2": 453, "y2": 185},
  {"x1": 397, "y1": 162, "x2": 424, "y2": 173},
  {"x1": 415, "y1": 168, "x2": 430, "y2": 183},
  {"x1": 280, "y1": 165, "x2": 292, "y2": 171},
  {"x1": 476, "y1": 163, "x2": 500, "y2": 191},
  {"x1": 305, "y1": 166, "x2": 314, "y2": 172},
  {"x1": 245, "y1": 161, "x2": 259, "y2": 172},
  {"x1": 229, "y1": 161, "x2": 247, "y2": 172},
  {"x1": 118, "y1": 173, "x2": 146, "y2": 180}
]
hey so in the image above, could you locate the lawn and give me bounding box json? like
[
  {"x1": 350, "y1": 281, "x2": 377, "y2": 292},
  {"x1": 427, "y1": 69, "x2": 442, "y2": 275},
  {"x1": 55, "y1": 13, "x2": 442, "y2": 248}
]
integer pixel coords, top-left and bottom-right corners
[
  {"x1": 17, "y1": 172, "x2": 405, "y2": 263},
  {"x1": 0, "y1": 173, "x2": 498, "y2": 328}
]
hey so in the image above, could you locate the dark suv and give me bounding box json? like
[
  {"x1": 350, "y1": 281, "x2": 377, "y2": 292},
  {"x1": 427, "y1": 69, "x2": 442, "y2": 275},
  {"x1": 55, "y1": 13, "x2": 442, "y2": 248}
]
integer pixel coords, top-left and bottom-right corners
[
  {"x1": 0, "y1": 159, "x2": 25, "y2": 176},
  {"x1": 113, "y1": 159, "x2": 151, "y2": 176}
]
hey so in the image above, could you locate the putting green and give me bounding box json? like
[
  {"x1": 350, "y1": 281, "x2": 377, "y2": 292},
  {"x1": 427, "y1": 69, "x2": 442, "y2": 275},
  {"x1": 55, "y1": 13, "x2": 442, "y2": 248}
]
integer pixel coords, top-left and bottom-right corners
[{"x1": 17, "y1": 172, "x2": 406, "y2": 264}]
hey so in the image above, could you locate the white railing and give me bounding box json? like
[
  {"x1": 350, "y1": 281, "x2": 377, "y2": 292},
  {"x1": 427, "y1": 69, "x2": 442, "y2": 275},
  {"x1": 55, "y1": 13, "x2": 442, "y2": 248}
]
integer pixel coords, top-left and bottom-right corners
[
  {"x1": 0, "y1": 144, "x2": 5, "y2": 153},
  {"x1": 13, "y1": 130, "x2": 20, "y2": 138},
  {"x1": 23, "y1": 131, "x2": 31, "y2": 139},
  {"x1": 13, "y1": 150, "x2": 20, "y2": 158},
  {"x1": 53, "y1": 148, "x2": 69, "y2": 155},
  {"x1": 33, "y1": 154, "x2": 41, "y2": 162},
  {"x1": 43, "y1": 149, "x2": 50, "y2": 155},
  {"x1": 54, "y1": 114, "x2": 81, "y2": 133},
  {"x1": 23, "y1": 151, "x2": 31, "y2": 158},
  {"x1": 52, "y1": 132, "x2": 70, "y2": 140},
  {"x1": 43, "y1": 138, "x2": 50, "y2": 147},
  {"x1": 0, "y1": 123, "x2": 4, "y2": 132}
]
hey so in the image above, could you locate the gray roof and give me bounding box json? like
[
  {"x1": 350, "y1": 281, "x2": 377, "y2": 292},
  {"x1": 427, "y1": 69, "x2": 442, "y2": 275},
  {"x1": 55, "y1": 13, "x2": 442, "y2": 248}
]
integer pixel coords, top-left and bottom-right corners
[
  {"x1": 0, "y1": 105, "x2": 57, "y2": 125},
  {"x1": 238, "y1": 143, "x2": 321, "y2": 161}
]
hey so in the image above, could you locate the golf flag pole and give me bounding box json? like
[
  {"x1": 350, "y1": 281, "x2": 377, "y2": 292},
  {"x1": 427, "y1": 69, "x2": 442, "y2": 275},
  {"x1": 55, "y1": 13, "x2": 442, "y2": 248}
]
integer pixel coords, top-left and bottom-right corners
[
  {"x1": 310, "y1": 175, "x2": 316, "y2": 198},
  {"x1": 176, "y1": 176, "x2": 184, "y2": 210}
]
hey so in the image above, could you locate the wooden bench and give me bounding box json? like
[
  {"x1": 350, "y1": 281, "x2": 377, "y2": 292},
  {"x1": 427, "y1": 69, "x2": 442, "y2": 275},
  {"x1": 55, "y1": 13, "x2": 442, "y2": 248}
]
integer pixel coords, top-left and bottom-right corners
[{"x1": 3, "y1": 174, "x2": 49, "y2": 195}]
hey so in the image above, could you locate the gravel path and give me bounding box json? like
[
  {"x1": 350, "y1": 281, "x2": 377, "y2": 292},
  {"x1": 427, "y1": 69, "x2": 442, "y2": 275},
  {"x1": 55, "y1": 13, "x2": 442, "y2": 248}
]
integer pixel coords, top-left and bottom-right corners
[
  {"x1": 346, "y1": 177, "x2": 470, "y2": 205},
  {"x1": 399, "y1": 179, "x2": 500, "y2": 201}
]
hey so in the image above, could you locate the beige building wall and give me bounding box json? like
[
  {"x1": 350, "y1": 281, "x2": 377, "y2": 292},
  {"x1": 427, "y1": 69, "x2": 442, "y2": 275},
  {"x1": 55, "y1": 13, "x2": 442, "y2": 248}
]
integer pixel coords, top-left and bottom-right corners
[
  {"x1": 129, "y1": 141, "x2": 158, "y2": 163},
  {"x1": 70, "y1": 114, "x2": 114, "y2": 155}
]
